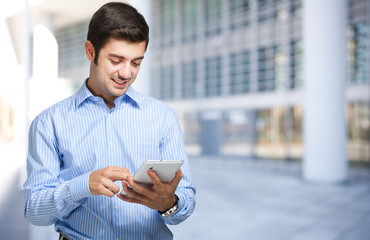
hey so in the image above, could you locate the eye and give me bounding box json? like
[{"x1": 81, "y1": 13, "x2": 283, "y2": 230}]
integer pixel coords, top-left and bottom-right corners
[
  {"x1": 111, "y1": 60, "x2": 120, "y2": 64},
  {"x1": 132, "y1": 62, "x2": 141, "y2": 67}
]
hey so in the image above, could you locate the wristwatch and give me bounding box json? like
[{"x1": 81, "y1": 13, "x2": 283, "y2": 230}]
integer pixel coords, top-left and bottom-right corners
[{"x1": 159, "y1": 195, "x2": 179, "y2": 218}]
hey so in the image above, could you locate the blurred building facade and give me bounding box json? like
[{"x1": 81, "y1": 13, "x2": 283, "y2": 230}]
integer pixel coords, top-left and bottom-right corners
[
  {"x1": 150, "y1": 0, "x2": 370, "y2": 166},
  {"x1": 2, "y1": 0, "x2": 369, "y2": 166}
]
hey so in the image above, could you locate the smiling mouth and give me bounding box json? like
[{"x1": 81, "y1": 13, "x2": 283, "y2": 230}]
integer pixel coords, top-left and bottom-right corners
[{"x1": 112, "y1": 78, "x2": 128, "y2": 85}]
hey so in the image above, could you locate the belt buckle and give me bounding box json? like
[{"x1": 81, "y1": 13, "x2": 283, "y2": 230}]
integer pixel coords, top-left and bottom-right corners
[{"x1": 59, "y1": 233, "x2": 69, "y2": 240}]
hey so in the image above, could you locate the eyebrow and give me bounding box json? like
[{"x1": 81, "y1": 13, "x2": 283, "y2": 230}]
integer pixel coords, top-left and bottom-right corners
[{"x1": 108, "y1": 54, "x2": 144, "y2": 61}]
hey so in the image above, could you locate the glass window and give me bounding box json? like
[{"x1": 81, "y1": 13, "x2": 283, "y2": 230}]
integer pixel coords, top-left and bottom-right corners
[
  {"x1": 160, "y1": 0, "x2": 175, "y2": 48},
  {"x1": 222, "y1": 110, "x2": 253, "y2": 156},
  {"x1": 258, "y1": 0, "x2": 269, "y2": 22},
  {"x1": 229, "y1": 0, "x2": 250, "y2": 30},
  {"x1": 258, "y1": 0, "x2": 280, "y2": 23},
  {"x1": 347, "y1": 102, "x2": 370, "y2": 164},
  {"x1": 182, "y1": 61, "x2": 197, "y2": 99},
  {"x1": 230, "y1": 51, "x2": 250, "y2": 94},
  {"x1": 205, "y1": 56, "x2": 222, "y2": 97},
  {"x1": 292, "y1": 106, "x2": 302, "y2": 145},
  {"x1": 183, "y1": 112, "x2": 202, "y2": 156},
  {"x1": 181, "y1": 0, "x2": 198, "y2": 42},
  {"x1": 56, "y1": 21, "x2": 89, "y2": 71},
  {"x1": 274, "y1": 45, "x2": 287, "y2": 91},
  {"x1": 205, "y1": 0, "x2": 222, "y2": 37},
  {"x1": 160, "y1": 65, "x2": 174, "y2": 100},
  {"x1": 56, "y1": 20, "x2": 89, "y2": 88},
  {"x1": 291, "y1": 106, "x2": 303, "y2": 159},
  {"x1": 257, "y1": 45, "x2": 286, "y2": 92},
  {"x1": 290, "y1": 40, "x2": 303, "y2": 89},
  {"x1": 349, "y1": 23, "x2": 369, "y2": 84},
  {"x1": 258, "y1": 46, "x2": 276, "y2": 91},
  {"x1": 152, "y1": 66, "x2": 161, "y2": 100},
  {"x1": 255, "y1": 108, "x2": 285, "y2": 159},
  {"x1": 255, "y1": 107, "x2": 302, "y2": 160},
  {"x1": 290, "y1": 0, "x2": 302, "y2": 17}
]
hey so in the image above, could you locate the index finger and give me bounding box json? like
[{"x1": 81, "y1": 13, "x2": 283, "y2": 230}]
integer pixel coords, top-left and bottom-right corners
[
  {"x1": 102, "y1": 166, "x2": 132, "y2": 181},
  {"x1": 106, "y1": 166, "x2": 130, "y2": 173}
]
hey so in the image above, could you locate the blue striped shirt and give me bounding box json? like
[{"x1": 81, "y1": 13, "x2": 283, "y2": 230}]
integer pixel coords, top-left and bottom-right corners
[{"x1": 23, "y1": 82, "x2": 196, "y2": 240}]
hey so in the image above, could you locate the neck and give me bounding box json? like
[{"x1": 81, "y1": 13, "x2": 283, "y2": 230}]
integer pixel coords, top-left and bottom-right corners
[{"x1": 86, "y1": 78, "x2": 115, "y2": 110}]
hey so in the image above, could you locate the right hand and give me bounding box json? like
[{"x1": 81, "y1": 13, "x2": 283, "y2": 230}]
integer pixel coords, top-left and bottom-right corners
[{"x1": 89, "y1": 166, "x2": 132, "y2": 197}]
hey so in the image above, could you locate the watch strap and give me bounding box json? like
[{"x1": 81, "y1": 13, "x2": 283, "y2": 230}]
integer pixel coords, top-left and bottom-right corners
[{"x1": 159, "y1": 195, "x2": 179, "y2": 218}]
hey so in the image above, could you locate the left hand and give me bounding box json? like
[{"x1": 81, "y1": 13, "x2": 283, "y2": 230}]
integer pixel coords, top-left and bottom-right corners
[{"x1": 117, "y1": 169, "x2": 183, "y2": 212}]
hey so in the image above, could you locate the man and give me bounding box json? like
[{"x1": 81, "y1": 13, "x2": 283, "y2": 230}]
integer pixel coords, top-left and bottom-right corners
[{"x1": 23, "y1": 2, "x2": 196, "y2": 239}]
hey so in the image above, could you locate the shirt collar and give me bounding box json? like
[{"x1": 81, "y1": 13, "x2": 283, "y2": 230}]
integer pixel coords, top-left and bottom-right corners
[
  {"x1": 124, "y1": 85, "x2": 142, "y2": 106},
  {"x1": 75, "y1": 80, "x2": 142, "y2": 109},
  {"x1": 75, "y1": 80, "x2": 93, "y2": 108}
]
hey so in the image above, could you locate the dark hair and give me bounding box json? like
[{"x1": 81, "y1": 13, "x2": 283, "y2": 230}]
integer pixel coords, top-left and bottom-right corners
[{"x1": 87, "y1": 2, "x2": 149, "y2": 64}]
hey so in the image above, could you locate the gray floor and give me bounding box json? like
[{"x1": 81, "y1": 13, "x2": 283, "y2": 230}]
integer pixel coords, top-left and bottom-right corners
[
  {"x1": 170, "y1": 157, "x2": 370, "y2": 240},
  {"x1": 1, "y1": 142, "x2": 370, "y2": 240}
]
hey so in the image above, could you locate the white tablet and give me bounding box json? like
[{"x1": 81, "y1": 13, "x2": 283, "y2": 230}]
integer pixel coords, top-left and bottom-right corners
[
  {"x1": 133, "y1": 160, "x2": 184, "y2": 185},
  {"x1": 120, "y1": 160, "x2": 183, "y2": 195}
]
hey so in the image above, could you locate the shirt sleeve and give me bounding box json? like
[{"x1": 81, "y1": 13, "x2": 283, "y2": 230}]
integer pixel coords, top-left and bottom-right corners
[
  {"x1": 159, "y1": 108, "x2": 196, "y2": 225},
  {"x1": 23, "y1": 115, "x2": 94, "y2": 226}
]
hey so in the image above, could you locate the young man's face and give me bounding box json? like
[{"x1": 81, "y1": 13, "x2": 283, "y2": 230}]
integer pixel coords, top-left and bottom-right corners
[{"x1": 85, "y1": 38, "x2": 146, "y2": 106}]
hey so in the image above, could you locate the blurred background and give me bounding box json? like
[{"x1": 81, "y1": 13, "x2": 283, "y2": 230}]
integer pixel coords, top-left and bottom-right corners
[{"x1": 0, "y1": 0, "x2": 369, "y2": 239}]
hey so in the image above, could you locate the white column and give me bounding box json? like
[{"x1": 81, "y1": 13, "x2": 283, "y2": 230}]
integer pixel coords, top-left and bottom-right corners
[
  {"x1": 22, "y1": 0, "x2": 30, "y2": 144},
  {"x1": 128, "y1": 0, "x2": 152, "y2": 96},
  {"x1": 29, "y1": 13, "x2": 60, "y2": 240},
  {"x1": 30, "y1": 14, "x2": 59, "y2": 119},
  {"x1": 303, "y1": 0, "x2": 347, "y2": 182}
]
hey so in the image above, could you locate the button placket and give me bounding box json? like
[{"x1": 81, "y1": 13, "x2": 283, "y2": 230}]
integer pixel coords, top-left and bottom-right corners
[{"x1": 106, "y1": 112, "x2": 114, "y2": 148}]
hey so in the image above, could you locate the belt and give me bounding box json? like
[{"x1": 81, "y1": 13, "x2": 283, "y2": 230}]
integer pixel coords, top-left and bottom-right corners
[{"x1": 59, "y1": 233, "x2": 71, "y2": 240}]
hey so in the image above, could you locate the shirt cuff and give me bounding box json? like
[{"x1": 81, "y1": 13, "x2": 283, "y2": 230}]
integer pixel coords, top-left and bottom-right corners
[
  {"x1": 69, "y1": 171, "x2": 94, "y2": 202},
  {"x1": 176, "y1": 193, "x2": 185, "y2": 212}
]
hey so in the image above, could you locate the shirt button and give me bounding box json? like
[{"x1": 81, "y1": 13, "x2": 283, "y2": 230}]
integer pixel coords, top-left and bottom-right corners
[
  {"x1": 109, "y1": 142, "x2": 113, "y2": 147},
  {"x1": 115, "y1": 205, "x2": 119, "y2": 210},
  {"x1": 94, "y1": 98, "x2": 99, "y2": 101}
]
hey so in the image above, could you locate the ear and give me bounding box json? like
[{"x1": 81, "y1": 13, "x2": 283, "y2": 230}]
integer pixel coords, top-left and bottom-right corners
[{"x1": 85, "y1": 41, "x2": 95, "y2": 62}]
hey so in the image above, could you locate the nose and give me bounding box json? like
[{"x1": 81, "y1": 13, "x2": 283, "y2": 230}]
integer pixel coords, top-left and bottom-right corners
[{"x1": 118, "y1": 61, "x2": 131, "y2": 79}]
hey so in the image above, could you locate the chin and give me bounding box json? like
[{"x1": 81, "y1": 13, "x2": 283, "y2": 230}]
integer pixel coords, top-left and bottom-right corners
[{"x1": 115, "y1": 88, "x2": 129, "y2": 96}]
